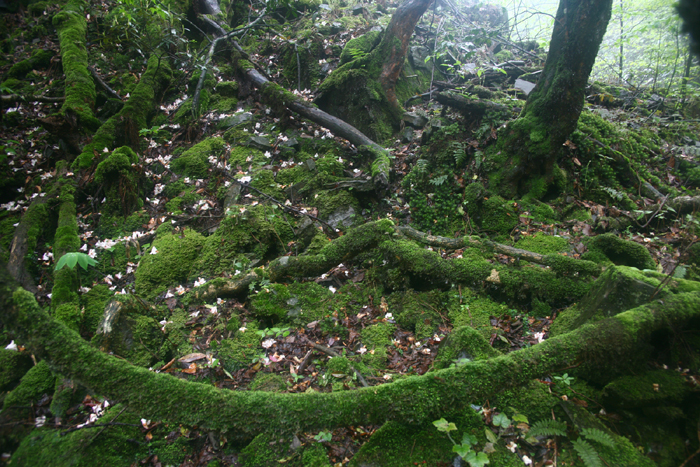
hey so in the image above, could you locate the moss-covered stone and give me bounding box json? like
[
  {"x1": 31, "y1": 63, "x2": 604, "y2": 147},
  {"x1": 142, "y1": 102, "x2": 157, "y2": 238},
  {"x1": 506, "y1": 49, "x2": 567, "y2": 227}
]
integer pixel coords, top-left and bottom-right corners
[
  {"x1": 249, "y1": 281, "x2": 332, "y2": 327},
  {"x1": 481, "y1": 196, "x2": 518, "y2": 235},
  {"x1": 601, "y1": 369, "x2": 691, "y2": 409},
  {"x1": 94, "y1": 146, "x2": 142, "y2": 216},
  {"x1": 134, "y1": 228, "x2": 206, "y2": 299},
  {"x1": 217, "y1": 322, "x2": 262, "y2": 373},
  {"x1": 171, "y1": 137, "x2": 227, "y2": 179},
  {"x1": 249, "y1": 372, "x2": 287, "y2": 392},
  {"x1": 516, "y1": 232, "x2": 569, "y2": 255},
  {"x1": 583, "y1": 233, "x2": 655, "y2": 270},
  {"x1": 433, "y1": 326, "x2": 500, "y2": 369}
]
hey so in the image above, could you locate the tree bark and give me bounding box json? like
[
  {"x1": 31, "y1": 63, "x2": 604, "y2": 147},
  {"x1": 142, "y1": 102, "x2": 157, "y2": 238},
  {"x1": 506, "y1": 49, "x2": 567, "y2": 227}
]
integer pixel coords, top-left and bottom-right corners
[
  {"x1": 377, "y1": 0, "x2": 434, "y2": 113},
  {"x1": 489, "y1": 0, "x2": 613, "y2": 198}
]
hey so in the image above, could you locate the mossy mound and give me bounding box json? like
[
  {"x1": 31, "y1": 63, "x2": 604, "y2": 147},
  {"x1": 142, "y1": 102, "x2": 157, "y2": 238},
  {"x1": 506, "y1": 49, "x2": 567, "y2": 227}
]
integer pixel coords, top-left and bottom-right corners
[
  {"x1": 94, "y1": 146, "x2": 143, "y2": 216},
  {"x1": 515, "y1": 232, "x2": 569, "y2": 255},
  {"x1": 217, "y1": 322, "x2": 262, "y2": 373},
  {"x1": 171, "y1": 137, "x2": 227, "y2": 179},
  {"x1": 582, "y1": 233, "x2": 655, "y2": 270},
  {"x1": 3, "y1": 360, "x2": 55, "y2": 411},
  {"x1": 0, "y1": 350, "x2": 33, "y2": 392},
  {"x1": 248, "y1": 281, "x2": 333, "y2": 326},
  {"x1": 433, "y1": 326, "x2": 500, "y2": 369},
  {"x1": 134, "y1": 228, "x2": 206, "y2": 299},
  {"x1": 192, "y1": 205, "x2": 295, "y2": 277},
  {"x1": 390, "y1": 290, "x2": 446, "y2": 340},
  {"x1": 249, "y1": 372, "x2": 287, "y2": 392}
]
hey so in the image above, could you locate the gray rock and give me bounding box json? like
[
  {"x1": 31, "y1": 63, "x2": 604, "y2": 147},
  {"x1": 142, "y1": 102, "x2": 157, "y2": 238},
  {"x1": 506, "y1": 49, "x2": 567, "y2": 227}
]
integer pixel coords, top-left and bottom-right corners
[
  {"x1": 245, "y1": 135, "x2": 273, "y2": 151},
  {"x1": 280, "y1": 137, "x2": 300, "y2": 151},
  {"x1": 402, "y1": 111, "x2": 428, "y2": 128},
  {"x1": 401, "y1": 127, "x2": 414, "y2": 143},
  {"x1": 326, "y1": 206, "x2": 355, "y2": 229},
  {"x1": 217, "y1": 111, "x2": 252, "y2": 130},
  {"x1": 409, "y1": 46, "x2": 431, "y2": 69},
  {"x1": 223, "y1": 183, "x2": 242, "y2": 210},
  {"x1": 304, "y1": 158, "x2": 316, "y2": 171}
]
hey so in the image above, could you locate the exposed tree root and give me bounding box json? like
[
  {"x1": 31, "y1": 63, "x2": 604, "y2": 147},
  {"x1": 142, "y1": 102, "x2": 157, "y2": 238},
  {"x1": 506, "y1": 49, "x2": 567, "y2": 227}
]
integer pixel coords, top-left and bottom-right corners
[
  {"x1": 194, "y1": 220, "x2": 595, "y2": 303},
  {"x1": 2, "y1": 260, "x2": 698, "y2": 440}
]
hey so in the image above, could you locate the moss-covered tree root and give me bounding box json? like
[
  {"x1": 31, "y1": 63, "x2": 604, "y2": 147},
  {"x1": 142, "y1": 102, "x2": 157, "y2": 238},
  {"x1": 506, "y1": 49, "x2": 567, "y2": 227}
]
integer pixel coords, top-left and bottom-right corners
[
  {"x1": 398, "y1": 225, "x2": 601, "y2": 276},
  {"x1": 74, "y1": 54, "x2": 172, "y2": 170},
  {"x1": 2, "y1": 261, "x2": 698, "y2": 439},
  {"x1": 53, "y1": 0, "x2": 100, "y2": 132}
]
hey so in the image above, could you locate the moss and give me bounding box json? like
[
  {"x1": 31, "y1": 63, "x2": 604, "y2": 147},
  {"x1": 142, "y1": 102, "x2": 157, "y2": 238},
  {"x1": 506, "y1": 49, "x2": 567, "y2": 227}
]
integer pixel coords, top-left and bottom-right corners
[
  {"x1": 448, "y1": 290, "x2": 508, "y2": 338},
  {"x1": 215, "y1": 80, "x2": 239, "y2": 97},
  {"x1": 0, "y1": 350, "x2": 33, "y2": 392},
  {"x1": 53, "y1": 0, "x2": 101, "y2": 131},
  {"x1": 582, "y1": 233, "x2": 655, "y2": 270},
  {"x1": 249, "y1": 372, "x2": 287, "y2": 392},
  {"x1": 9, "y1": 405, "x2": 155, "y2": 466},
  {"x1": 315, "y1": 189, "x2": 359, "y2": 221},
  {"x1": 240, "y1": 432, "x2": 293, "y2": 467},
  {"x1": 217, "y1": 322, "x2": 262, "y2": 373},
  {"x1": 361, "y1": 322, "x2": 394, "y2": 350},
  {"x1": 51, "y1": 180, "x2": 80, "y2": 309},
  {"x1": 192, "y1": 205, "x2": 294, "y2": 277},
  {"x1": 433, "y1": 326, "x2": 500, "y2": 369},
  {"x1": 516, "y1": 232, "x2": 569, "y2": 255},
  {"x1": 390, "y1": 290, "x2": 445, "y2": 340},
  {"x1": 53, "y1": 303, "x2": 81, "y2": 332},
  {"x1": 228, "y1": 145, "x2": 265, "y2": 167},
  {"x1": 171, "y1": 137, "x2": 227, "y2": 179},
  {"x1": 249, "y1": 281, "x2": 333, "y2": 327},
  {"x1": 94, "y1": 146, "x2": 142, "y2": 216},
  {"x1": 481, "y1": 196, "x2": 518, "y2": 235},
  {"x1": 491, "y1": 380, "x2": 560, "y2": 422},
  {"x1": 134, "y1": 228, "x2": 206, "y2": 299},
  {"x1": 250, "y1": 169, "x2": 285, "y2": 199},
  {"x1": 301, "y1": 443, "x2": 332, "y2": 467},
  {"x1": 80, "y1": 284, "x2": 111, "y2": 337},
  {"x1": 3, "y1": 360, "x2": 56, "y2": 410}
]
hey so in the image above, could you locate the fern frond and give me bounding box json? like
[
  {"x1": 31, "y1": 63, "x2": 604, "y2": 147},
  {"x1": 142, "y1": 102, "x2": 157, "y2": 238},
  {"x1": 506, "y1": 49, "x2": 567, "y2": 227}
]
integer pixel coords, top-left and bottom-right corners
[
  {"x1": 581, "y1": 428, "x2": 615, "y2": 448},
  {"x1": 572, "y1": 438, "x2": 603, "y2": 467},
  {"x1": 528, "y1": 419, "x2": 567, "y2": 438}
]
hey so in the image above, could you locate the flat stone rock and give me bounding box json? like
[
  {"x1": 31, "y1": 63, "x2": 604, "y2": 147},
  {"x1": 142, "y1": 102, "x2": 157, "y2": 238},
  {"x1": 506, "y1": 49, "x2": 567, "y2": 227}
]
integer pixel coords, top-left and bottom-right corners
[
  {"x1": 409, "y1": 46, "x2": 431, "y2": 69},
  {"x1": 217, "y1": 112, "x2": 252, "y2": 130},
  {"x1": 402, "y1": 111, "x2": 428, "y2": 128},
  {"x1": 245, "y1": 135, "x2": 273, "y2": 151}
]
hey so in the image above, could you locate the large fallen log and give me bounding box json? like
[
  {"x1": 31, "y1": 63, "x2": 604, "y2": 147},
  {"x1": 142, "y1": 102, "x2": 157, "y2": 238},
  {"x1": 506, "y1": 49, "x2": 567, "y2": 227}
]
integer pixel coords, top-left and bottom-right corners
[{"x1": 2, "y1": 259, "x2": 698, "y2": 439}]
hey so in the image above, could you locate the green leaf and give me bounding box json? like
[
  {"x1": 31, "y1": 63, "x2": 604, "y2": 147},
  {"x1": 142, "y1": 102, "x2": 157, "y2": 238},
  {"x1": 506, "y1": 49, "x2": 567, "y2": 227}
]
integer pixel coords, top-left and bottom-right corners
[
  {"x1": 572, "y1": 438, "x2": 602, "y2": 467},
  {"x1": 512, "y1": 413, "x2": 529, "y2": 424},
  {"x1": 528, "y1": 419, "x2": 567, "y2": 438},
  {"x1": 484, "y1": 428, "x2": 498, "y2": 444},
  {"x1": 461, "y1": 432, "x2": 477, "y2": 447},
  {"x1": 464, "y1": 450, "x2": 490, "y2": 467},
  {"x1": 452, "y1": 444, "x2": 472, "y2": 458},
  {"x1": 492, "y1": 413, "x2": 511, "y2": 429},
  {"x1": 581, "y1": 428, "x2": 615, "y2": 448},
  {"x1": 433, "y1": 418, "x2": 457, "y2": 433}
]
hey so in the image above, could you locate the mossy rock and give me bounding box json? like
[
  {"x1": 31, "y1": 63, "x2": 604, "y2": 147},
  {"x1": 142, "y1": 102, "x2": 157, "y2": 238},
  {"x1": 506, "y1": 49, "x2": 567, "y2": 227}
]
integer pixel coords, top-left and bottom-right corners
[
  {"x1": 239, "y1": 432, "x2": 293, "y2": 467},
  {"x1": 94, "y1": 146, "x2": 142, "y2": 216},
  {"x1": 171, "y1": 137, "x2": 226, "y2": 179},
  {"x1": 433, "y1": 326, "x2": 500, "y2": 369},
  {"x1": 217, "y1": 322, "x2": 262, "y2": 373},
  {"x1": 361, "y1": 322, "x2": 395, "y2": 350},
  {"x1": 582, "y1": 233, "x2": 655, "y2": 270},
  {"x1": 79, "y1": 284, "x2": 112, "y2": 337},
  {"x1": 480, "y1": 195, "x2": 518, "y2": 235},
  {"x1": 0, "y1": 350, "x2": 33, "y2": 392},
  {"x1": 134, "y1": 228, "x2": 206, "y2": 299},
  {"x1": 447, "y1": 290, "x2": 508, "y2": 338},
  {"x1": 92, "y1": 298, "x2": 167, "y2": 368},
  {"x1": 601, "y1": 369, "x2": 692, "y2": 409},
  {"x1": 249, "y1": 281, "x2": 332, "y2": 326}
]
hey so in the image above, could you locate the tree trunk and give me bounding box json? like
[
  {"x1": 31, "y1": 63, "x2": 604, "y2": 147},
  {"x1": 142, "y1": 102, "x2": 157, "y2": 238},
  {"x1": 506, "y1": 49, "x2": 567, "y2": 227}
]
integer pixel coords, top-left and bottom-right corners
[
  {"x1": 316, "y1": 0, "x2": 432, "y2": 142},
  {"x1": 488, "y1": 0, "x2": 613, "y2": 198},
  {"x1": 377, "y1": 0, "x2": 433, "y2": 113}
]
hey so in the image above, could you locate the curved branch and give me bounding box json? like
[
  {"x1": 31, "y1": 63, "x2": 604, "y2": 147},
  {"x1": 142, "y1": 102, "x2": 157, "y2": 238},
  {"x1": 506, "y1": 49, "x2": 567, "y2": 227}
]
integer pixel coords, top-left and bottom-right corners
[{"x1": 2, "y1": 259, "x2": 698, "y2": 439}]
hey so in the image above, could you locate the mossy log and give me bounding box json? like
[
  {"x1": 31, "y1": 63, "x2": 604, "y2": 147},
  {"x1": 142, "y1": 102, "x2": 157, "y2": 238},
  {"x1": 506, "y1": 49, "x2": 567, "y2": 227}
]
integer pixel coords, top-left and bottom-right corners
[
  {"x1": 434, "y1": 91, "x2": 508, "y2": 120},
  {"x1": 1, "y1": 261, "x2": 698, "y2": 439}
]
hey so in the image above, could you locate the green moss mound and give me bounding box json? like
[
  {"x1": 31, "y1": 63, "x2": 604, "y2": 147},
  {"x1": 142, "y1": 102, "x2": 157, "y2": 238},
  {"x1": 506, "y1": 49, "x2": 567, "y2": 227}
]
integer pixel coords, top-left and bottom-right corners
[
  {"x1": 582, "y1": 233, "x2": 655, "y2": 270},
  {"x1": 171, "y1": 137, "x2": 226, "y2": 179}
]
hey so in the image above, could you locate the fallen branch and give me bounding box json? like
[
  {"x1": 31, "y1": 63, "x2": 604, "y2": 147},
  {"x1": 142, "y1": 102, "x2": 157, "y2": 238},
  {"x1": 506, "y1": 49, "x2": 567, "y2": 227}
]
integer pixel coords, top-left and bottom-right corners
[
  {"x1": 1, "y1": 94, "x2": 65, "y2": 104},
  {"x1": 88, "y1": 66, "x2": 122, "y2": 101}
]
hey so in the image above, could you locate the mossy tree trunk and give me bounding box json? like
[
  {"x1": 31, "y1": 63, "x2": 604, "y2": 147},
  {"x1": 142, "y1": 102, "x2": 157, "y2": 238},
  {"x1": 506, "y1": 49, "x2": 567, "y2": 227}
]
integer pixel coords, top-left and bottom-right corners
[
  {"x1": 316, "y1": 0, "x2": 433, "y2": 142},
  {"x1": 488, "y1": 0, "x2": 612, "y2": 198}
]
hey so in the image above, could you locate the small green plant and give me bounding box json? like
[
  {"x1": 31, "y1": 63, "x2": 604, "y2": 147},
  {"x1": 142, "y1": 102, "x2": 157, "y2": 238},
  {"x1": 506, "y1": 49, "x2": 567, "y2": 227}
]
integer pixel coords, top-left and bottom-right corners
[
  {"x1": 54, "y1": 252, "x2": 98, "y2": 271},
  {"x1": 255, "y1": 327, "x2": 291, "y2": 339},
  {"x1": 527, "y1": 420, "x2": 615, "y2": 467},
  {"x1": 433, "y1": 418, "x2": 489, "y2": 467},
  {"x1": 554, "y1": 373, "x2": 574, "y2": 386},
  {"x1": 314, "y1": 431, "x2": 332, "y2": 443}
]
